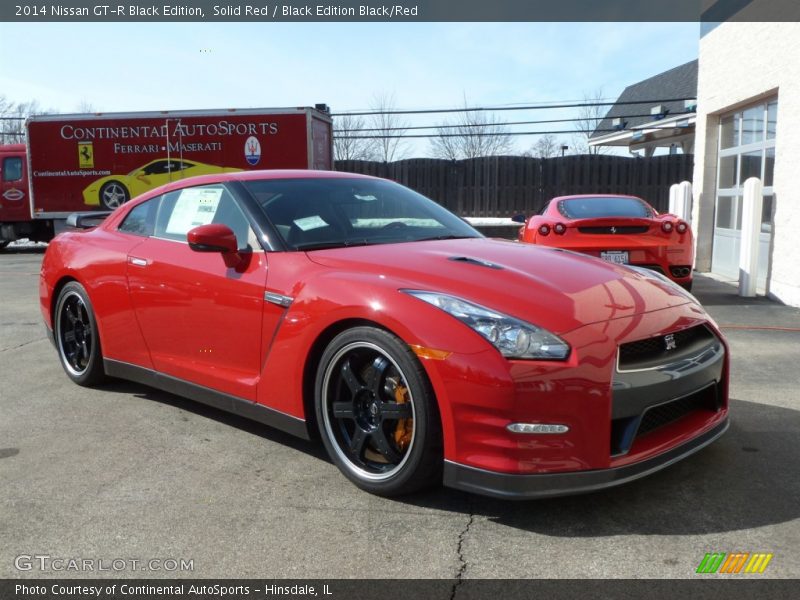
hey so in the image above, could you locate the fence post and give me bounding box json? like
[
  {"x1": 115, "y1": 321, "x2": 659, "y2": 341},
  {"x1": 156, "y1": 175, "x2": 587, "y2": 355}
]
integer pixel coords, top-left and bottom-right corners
[
  {"x1": 668, "y1": 181, "x2": 692, "y2": 221},
  {"x1": 668, "y1": 183, "x2": 680, "y2": 216},
  {"x1": 739, "y1": 177, "x2": 763, "y2": 298},
  {"x1": 678, "y1": 181, "x2": 693, "y2": 223}
]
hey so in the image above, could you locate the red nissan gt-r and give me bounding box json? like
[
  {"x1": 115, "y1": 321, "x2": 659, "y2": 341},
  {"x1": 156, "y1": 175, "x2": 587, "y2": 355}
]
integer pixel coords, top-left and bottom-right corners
[
  {"x1": 40, "y1": 171, "x2": 728, "y2": 498},
  {"x1": 516, "y1": 194, "x2": 695, "y2": 291}
]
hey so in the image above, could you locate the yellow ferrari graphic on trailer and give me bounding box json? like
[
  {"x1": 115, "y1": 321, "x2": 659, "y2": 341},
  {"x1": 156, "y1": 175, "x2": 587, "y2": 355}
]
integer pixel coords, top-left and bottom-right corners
[{"x1": 82, "y1": 158, "x2": 241, "y2": 209}]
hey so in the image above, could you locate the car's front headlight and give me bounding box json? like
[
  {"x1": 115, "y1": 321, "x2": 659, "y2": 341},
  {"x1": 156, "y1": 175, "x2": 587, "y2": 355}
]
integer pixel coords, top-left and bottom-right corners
[{"x1": 403, "y1": 291, "x2": 570, "y2": 360}]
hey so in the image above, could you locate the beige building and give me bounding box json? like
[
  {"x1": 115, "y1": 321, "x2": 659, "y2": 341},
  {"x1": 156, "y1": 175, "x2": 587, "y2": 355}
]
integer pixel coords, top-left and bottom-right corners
[{"x1": 693, "y1": 21, "x2": 800, "y2": 306}]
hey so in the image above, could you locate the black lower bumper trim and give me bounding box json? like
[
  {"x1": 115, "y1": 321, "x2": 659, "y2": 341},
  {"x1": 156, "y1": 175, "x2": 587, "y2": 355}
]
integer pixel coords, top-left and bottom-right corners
[{"x1": 443, "y1": 417, "x2": 729, "y2": 500}]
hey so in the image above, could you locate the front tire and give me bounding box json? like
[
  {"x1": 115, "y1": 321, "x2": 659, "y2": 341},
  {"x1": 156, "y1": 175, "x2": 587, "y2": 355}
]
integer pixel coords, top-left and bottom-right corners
[
  {"x1": 99, "y1": 181, "x2": 129, "y2": 210},
  {"x1": 54, "y1": 281, "x2": 105, "y2": 386},
  {"x1": 315, "y1": 326, "x2": 442, "y2": 496}
]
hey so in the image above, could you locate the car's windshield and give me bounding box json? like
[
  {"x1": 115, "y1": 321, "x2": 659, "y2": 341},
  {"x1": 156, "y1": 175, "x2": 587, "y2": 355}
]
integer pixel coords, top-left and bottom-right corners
[
  {"x1": 243, "y1": 177, "x2": 481, "y2": 250},
  {"x1": 558, "y1": 196, "x2": 653, "y2": 219}
]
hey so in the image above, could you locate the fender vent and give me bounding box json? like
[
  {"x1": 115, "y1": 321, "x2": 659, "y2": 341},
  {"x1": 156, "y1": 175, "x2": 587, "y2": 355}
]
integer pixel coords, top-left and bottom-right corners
[{"x1": 448, "y1": 256, "x2": 503, "y2": 270}]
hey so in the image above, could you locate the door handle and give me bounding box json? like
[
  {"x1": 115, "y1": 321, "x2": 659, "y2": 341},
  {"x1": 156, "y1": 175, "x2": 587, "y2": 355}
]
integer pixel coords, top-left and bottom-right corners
[{"x1": 128, "y1": 257, "x2": 148, "y2": 267}]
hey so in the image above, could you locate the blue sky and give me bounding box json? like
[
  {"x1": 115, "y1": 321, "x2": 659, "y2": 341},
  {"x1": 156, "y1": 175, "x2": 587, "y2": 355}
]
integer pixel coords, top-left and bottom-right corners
[{"x1": 0, "y1": 22, "x2": 699, "y2": 155}]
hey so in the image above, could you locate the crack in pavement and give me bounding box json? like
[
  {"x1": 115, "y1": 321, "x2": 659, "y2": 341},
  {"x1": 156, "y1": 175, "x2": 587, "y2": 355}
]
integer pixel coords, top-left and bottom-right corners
[
  {"x1": 450, "y1": 509, "x2": 475, "y2": 600},
  {"x1": 0, "y1": 337, "x2": 45, "y2": 353}
]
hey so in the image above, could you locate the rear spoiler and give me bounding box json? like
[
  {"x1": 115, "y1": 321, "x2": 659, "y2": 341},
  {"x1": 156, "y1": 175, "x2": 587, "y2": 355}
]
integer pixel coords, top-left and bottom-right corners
[{"x1": 66, "y1": 211, "x2": 112, "y2": 229}]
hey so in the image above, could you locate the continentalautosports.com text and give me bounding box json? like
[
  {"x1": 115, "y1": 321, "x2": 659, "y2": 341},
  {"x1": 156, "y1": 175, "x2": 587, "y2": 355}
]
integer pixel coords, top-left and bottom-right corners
[{"x1": 14, "y1": 554, "x2": 193, "y2": 573}]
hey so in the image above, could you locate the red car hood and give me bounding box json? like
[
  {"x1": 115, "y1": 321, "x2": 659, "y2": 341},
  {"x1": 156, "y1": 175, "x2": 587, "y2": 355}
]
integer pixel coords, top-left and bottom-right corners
[{"x1": 305, "y1": 238, "x2": 694, "y2": 334}]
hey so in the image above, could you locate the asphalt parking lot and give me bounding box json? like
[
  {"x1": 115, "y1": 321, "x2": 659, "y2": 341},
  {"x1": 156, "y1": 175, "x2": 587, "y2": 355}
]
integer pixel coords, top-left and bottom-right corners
[{"x1": 1, "y1": 246, "x2": 799, "y2": 580}]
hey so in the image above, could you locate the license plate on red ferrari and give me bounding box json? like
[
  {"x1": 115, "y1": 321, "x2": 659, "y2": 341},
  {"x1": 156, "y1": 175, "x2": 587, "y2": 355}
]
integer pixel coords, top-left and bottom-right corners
[{"x1": 600, "y1": 251, "x2": 629, "y2": 265}]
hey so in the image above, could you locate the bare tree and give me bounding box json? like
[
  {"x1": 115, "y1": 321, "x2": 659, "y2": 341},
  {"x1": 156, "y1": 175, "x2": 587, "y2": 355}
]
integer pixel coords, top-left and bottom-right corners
[
  {"x1": 0, "y1": 97, "x2": 42, "y2": 144},
  {"x1": 572, "y1": 88, "x2": 610, "y2": 155},
  {"x1": 333, "y1": 113, "x2": 376, "y2": 161},
  {"x1": 76, "y1": 99, "x2": 97, "y2": 113},
  {"x1": 369, "y1": 92, "x2": 408, "y2": 162},
  {"x1": 528, "y1": 134, "x2": 562, "y2": 158},
  {"x1": 0, "y1": 97, "x2": 61, "y2": 144},
  {"x1": 430, "y1": 97, "x2": 514, "y2": 159}
]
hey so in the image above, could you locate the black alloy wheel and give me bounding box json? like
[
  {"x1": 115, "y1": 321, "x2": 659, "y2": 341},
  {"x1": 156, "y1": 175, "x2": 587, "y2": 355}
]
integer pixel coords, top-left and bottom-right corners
[
  {"x1": 54, "y1": 282, "x2": 105, "y2": 386},
  {"x1": 316, "y1": 327, "x2": 442, "y2": 496}
]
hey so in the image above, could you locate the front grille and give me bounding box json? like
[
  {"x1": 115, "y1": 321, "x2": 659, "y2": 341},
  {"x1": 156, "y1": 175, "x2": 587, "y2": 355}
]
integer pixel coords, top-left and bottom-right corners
[
  {"x1": 637, "y1": 384, "x2": 719, "y2": 438},
  {"x1": 578, "y1": 226, "x2": 649, "y2": 234},
  {"x1": 618, "y1": 325, "x2": 716, "y2": 371},
  {"x1": 610, "y1": 384, "x2": 720, "y2": 455}
]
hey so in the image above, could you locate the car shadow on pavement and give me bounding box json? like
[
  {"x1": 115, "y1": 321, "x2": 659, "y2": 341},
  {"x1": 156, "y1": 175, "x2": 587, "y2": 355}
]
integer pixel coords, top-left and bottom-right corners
[
  {"x1": 692, "y1": 274, "x2": 776, "y2": 307},
  {"x1": 94, "y1": 379, "x2": 800, "y2": 536},
  {"x1": 94, "y1": 379, "x2": 330, "y2": 461},
  {"x1": 403, "y1": 397, "x2": 800, "y2": 536}
]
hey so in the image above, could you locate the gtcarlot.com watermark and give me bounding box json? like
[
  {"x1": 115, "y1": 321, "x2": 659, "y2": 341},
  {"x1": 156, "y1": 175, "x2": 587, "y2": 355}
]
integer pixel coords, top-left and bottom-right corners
[{"x1": 15, "y1": 554, "x2": 194, "y2": 573}]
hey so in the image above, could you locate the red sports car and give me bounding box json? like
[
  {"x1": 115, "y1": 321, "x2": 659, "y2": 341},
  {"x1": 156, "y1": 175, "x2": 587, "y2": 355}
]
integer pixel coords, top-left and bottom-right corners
[
  {"x1": 516, "y1": 194, "x2": 695, "y2": 290},
  {"x1": 40, "y1": 171, "x2": 728, "y2": 498}
]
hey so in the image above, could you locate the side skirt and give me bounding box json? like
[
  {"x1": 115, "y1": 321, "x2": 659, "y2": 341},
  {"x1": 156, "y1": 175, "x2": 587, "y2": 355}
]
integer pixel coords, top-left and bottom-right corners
[{"x1": 104, "y1": 359, "x2": 310, "y2": 440}]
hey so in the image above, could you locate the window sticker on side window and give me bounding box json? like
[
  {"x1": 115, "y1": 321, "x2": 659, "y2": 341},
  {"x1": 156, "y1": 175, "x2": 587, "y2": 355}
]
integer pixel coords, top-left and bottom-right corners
[
  {"x1": 293, "y1": 215, "x2": 328, "y2": 231},
  {"x1": 165, "y1": 188, "x2": 223, "y2": 235}
]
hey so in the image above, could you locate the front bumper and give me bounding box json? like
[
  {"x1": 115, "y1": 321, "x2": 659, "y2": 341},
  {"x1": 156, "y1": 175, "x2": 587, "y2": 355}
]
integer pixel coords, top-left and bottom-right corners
[{"x1": 443, "y1": 416, "x2": 728, "y2": 499}]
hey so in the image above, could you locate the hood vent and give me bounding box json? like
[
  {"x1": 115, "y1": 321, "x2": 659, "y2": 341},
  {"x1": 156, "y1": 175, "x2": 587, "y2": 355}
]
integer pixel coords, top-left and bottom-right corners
[{"x1": 448, "y1": 256, "x2": 503, "y2": 270}]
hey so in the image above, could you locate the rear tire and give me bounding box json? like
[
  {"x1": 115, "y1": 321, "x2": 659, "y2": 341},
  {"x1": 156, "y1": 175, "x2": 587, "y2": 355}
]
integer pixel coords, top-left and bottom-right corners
[
  {"x1": 315, "y1": 326, "x2": 443, "y2": 496},
  {"x1": 681, "y1": 280, "x2": 693, "y2": 292},
  {"x1": 54, "y1": 281, "x2": 105, "y2": 386}
]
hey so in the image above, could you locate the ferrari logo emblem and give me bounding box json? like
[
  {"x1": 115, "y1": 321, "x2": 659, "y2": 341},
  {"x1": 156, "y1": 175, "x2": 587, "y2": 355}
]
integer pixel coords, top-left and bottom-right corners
[
  {"x1": 664, "y1": 334, "x2": 677, "y2": 351},
  {"x1": 78, "y1": 142, "x2": 94, "y2": 169},
  {"x1": 610, "y1": 226, "x2": 617, "y2": 234}
]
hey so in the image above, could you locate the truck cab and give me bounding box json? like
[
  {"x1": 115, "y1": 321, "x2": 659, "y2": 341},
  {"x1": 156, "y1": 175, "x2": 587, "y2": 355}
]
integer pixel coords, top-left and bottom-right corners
[
  {"x1": 1, "y1": 144, "x2": 29, "y2": 221},
  {"x1": 0, "y1": 144, "x2": 53, "y2": 247}
]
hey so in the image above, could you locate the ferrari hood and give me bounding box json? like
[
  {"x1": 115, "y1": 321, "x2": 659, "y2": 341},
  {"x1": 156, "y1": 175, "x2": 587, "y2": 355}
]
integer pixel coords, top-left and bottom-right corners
[{"x1": 305, "y1": 237, "x2": 695, "y2": 334}]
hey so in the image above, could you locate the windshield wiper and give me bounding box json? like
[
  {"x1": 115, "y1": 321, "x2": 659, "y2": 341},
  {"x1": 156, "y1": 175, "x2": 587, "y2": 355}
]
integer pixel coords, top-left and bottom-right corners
[
  {"x1": 414, "y1": 234, "x2": 476, "y2": 242},
  {"x1": 294, "y1": 239, "x2": 374, "y2": 251}
]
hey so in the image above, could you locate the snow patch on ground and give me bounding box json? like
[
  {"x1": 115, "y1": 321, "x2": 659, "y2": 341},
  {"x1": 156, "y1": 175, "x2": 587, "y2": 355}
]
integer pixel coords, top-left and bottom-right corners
[
  {"x1": 464, "y1": 217, "x2": 519, "y2": 227},
  {"x1": 8, "y1": 239, "x2": 48, "y2": 248}
]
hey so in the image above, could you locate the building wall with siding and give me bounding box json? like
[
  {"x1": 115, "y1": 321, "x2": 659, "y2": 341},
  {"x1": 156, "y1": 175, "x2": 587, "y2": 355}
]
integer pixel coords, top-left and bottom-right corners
[{"x1": 694, "y1": 21, "x2": 800, "y2": 306}]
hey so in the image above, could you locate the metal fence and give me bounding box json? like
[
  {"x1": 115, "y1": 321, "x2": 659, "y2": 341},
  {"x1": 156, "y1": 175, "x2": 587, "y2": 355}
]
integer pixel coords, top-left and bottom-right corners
[{"x1": 336, "y1": 154, "x2": 694, "y2": 217}]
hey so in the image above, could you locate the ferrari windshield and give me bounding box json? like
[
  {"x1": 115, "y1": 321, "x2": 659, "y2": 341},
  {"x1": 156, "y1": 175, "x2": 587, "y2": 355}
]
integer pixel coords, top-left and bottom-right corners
[
  {"x1": 243, "y1": 177, "x2": 481, "y2": 250},
  {"x1": 557, "y1": 196, "x2": 653, "y2": 219}
]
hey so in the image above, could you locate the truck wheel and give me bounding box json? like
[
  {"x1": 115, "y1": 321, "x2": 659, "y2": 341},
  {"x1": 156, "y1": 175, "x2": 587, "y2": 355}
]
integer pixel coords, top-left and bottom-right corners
[
  {"x1": 100, "y1": 181, "x2": 129, "y2": 210},
  {"x1": 54, "y1": 281, "x2": 105, "y2": 386},
  {"x1": 315, "y1": 326, "x2": 443, "y2": 496}
]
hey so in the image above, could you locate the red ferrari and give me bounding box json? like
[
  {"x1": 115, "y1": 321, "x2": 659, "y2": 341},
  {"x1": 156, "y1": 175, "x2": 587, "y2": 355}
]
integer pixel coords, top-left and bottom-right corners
[
  {"x1": 40, "y1": 171, "x2": 728, "y2": 498},
  {"x1": 516, "y1": 194, "x2": 695, "y2": 290}
]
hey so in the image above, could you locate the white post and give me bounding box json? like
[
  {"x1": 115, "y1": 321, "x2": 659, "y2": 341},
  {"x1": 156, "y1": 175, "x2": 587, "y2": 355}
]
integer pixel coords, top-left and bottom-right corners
[
  {"x1": 739, "y1": 177, "x2": 763, "y2": 297},
  {"x1": 668, "y1": 183, "x2": 680, "y2": 216},
  {"x1": 678, "y1": 181, "x2": 692, "y2": 223}
]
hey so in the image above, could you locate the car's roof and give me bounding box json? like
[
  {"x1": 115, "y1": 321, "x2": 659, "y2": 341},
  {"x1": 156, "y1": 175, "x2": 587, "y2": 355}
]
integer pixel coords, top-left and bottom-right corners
[{"x1": 142, "y1": 169, "x2": 378, "y2": 197}]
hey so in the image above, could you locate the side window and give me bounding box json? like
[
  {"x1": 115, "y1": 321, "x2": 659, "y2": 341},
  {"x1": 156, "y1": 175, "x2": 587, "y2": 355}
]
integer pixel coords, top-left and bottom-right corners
[
  {"x1": 118, "y1": 197, "x2": 159, "y2": 237},
  {"x1": 153, "y1": 184, "x2": 255, "y2": 250},
  {"x1": 142, "y1": 161, "x2": 169, "y2": 175},
  {"x1": 2, "y1": 157, "x2": 23, "y2": 182}
]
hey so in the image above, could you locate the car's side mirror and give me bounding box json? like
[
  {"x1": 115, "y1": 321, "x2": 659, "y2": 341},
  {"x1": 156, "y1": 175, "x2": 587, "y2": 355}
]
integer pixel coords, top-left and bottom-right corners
[
  {"x1": 187, "y1": 223, "x2": 239, "y2": 253},
  {"x1": 511, "y1": 214, "x2": 527, "y2": 224}
]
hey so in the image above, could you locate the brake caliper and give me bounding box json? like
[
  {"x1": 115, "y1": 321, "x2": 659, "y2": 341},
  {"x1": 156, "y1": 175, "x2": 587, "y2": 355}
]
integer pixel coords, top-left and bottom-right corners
[{"x1": 393, "y1": 384, "x2": 413, "y2": 451}]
